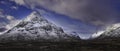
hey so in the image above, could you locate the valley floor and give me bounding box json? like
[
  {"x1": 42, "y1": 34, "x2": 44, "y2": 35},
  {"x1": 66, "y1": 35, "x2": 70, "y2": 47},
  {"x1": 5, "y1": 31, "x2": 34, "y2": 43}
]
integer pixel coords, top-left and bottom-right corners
[{"x1": 0, "y1": 42, "x2": 119, "y2": 51}]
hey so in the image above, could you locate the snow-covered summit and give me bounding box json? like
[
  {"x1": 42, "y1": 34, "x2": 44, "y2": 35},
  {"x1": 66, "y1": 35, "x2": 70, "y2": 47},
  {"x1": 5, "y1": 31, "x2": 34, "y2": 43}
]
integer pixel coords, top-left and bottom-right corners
[
  {"x1": 106, "y1": 23, "x2": 120, "y2": 31},
  {"x1": 0, "y1": 12, "x2": 80, "y2": 42}
]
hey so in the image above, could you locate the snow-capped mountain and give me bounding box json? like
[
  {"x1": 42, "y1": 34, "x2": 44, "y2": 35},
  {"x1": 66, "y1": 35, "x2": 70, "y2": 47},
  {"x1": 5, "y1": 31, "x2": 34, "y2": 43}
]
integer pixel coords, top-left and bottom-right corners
[
  {"x1": 92, "y1": 23, "x2": 120, "y2": 39},
  {"x1": 0, "y1": 12, "x2": 80, "y2": 42}
]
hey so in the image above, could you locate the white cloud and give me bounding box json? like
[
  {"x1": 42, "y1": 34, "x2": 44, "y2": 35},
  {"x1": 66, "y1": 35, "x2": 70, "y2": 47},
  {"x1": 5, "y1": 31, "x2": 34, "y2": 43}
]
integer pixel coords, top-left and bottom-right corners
[
  {"x1": 6, "y1": 15, "x2": 15, "y2": 20},
  {"x1": 11, "y1": 6, "x2": 18, "y2": 10},
  {"x1": 10, "y1": 0, "x2": 25, "y2": 5}
]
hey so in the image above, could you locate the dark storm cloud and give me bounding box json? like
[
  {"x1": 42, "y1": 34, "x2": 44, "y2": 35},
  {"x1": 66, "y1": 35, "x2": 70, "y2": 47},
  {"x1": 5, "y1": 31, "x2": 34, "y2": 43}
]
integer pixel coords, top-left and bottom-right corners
[
  {"x1": 0, "y1": 28, "x2": 6, "y2": 32},
  {"x1": 12, "y1": 0, "x2": 120, "y2": 26}
]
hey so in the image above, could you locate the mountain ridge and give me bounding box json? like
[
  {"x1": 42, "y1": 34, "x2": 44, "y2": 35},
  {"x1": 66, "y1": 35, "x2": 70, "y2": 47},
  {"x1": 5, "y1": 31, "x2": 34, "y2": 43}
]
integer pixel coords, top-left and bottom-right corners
[
  {"x1": 0, "y1": 12, "x2": 80, "y2": 42},
  {"x1": 89, "y1": 23, "x2": 120, "y2": 43}
]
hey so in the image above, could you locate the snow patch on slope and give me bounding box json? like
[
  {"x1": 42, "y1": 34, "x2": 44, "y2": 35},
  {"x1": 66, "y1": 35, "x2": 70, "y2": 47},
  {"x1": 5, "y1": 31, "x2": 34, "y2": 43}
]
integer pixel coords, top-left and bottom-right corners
[{"x1": 92, "y1": 31, "x2": 105, "y2": 38}]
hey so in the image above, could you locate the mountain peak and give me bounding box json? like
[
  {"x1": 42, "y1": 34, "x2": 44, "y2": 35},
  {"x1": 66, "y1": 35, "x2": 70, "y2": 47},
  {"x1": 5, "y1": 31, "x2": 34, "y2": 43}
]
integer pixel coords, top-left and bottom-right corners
[
  {"x1": 0, "y1": 12, "x2": 80, "y2": 42},
  {"x1": 25, "y1": 11, "x2": 42, "y2": 21}
]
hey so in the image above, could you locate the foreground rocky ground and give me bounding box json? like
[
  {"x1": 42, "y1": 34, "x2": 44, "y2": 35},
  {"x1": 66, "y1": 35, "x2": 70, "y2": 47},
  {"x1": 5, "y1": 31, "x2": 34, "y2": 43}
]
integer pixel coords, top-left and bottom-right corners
[{"x1": 0, "y1": 41, "x2": 119, "y2": 51}]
